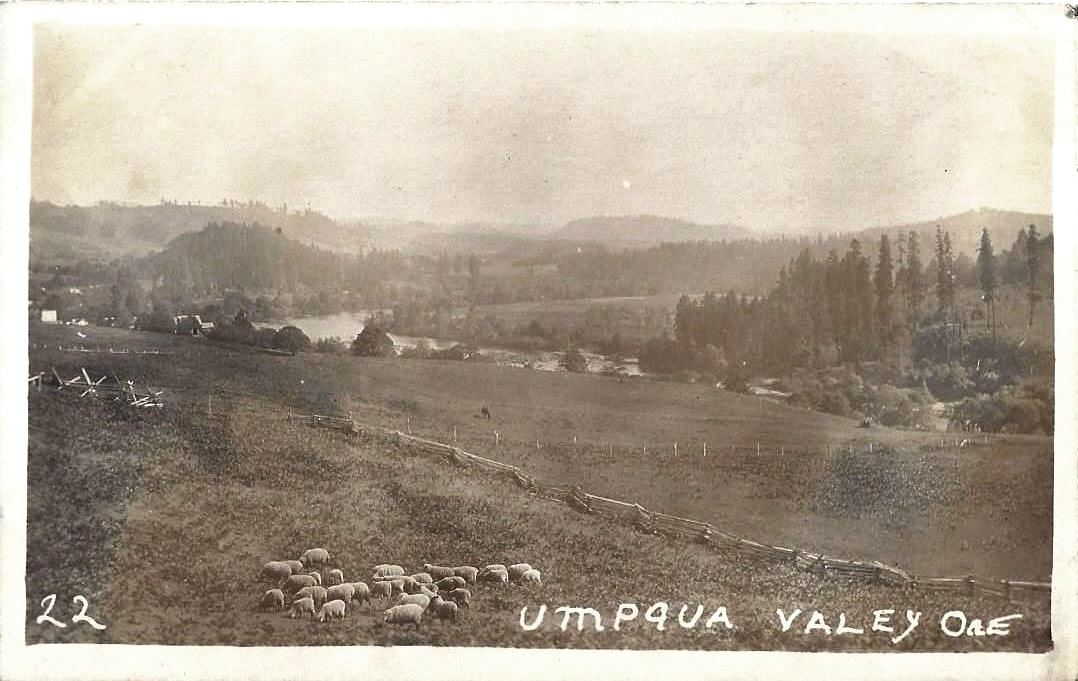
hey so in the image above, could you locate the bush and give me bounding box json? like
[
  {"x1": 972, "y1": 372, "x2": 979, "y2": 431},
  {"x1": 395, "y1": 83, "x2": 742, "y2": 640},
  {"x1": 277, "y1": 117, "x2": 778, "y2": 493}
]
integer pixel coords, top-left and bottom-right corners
[
  {"x1": 314, "y1": 337, "x2": 345, "y2": 354},
  {"x1": 560, "y1": 347, "x2": 588, "y2": 373},
  {"x1": 273, "y1": 325, "x2": 311, "y2": 354},
  {"x1": 352, "y1": 324, "x2": 395, "y2": 357}
]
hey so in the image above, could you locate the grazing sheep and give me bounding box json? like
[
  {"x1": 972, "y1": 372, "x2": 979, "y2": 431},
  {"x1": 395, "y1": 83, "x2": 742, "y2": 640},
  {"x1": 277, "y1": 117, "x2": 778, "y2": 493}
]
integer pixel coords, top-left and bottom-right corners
[
  {"x1": 478, "y1": 569, "x2": 508, "y2": 584},
  {"x1": 401, "y1": 577, "x2": 423, "y2": 594},
  {"x1": 395, "y1": 593, "x2": 431, "y2": 610},
  {"x1": 444, "y1": 588, "x2": 471, "y2": 610},
  {"x1": 295, "y1": 585, "x2": 328, "y2": 609},
  {"x1": 282, "y1": 574, "x2": 318, "y2": 594},
  {"x1": 429, "y1": 597, "x2": 460, "y2": 623},
  {"x1": 284, "y1": 559, "x2": 304, "y2": 574},
  {"x1": 452, "y1": 566, "x2": 479, "y2": 584},
  {"x1": 372, "y1": 564, "x2": 405, "y2": 578},
  {"x1": 326, "y1": 583, "x2": 355, "y2": 605},
  {"x1": 435, "y1": 576, "x2": 466, "y2": 591},
  {"x1": 308, "y1": 571, "x2": 322, "y2": 586},
  {"x1": 349, "y1": 582, "x2": 372, "y2": 607},
  {"x1": 370, "y1": 580, "x2": 394, "y2": 601},
  {"x1": 423, "y1": 564, "x2": 456, "y2": 580},
  {"x1": 260, "y1": 588, "x2": 285, "y2": 611},
  {"x1": 383, "y1": 604, "x2": 424, "y2": 630},
  {"x1": 326, "y1": 569, "x2": 345, "y2": 587},
  {"x1": 300, "y1": 548, "x2": 331, "y2": 567},
  {"x1": 262, "y1": 561, "x2": 293, "y2": 582},
  {"x1": 479, "y1": 564, "x2": 507, "y2": 575},
  {"x1": 520, "y1": 569, "x2": 542, "y2": 585},
  {"x1": 507, "y1": 563, "x2": 533, "y2": 581},
  {"x1": 388, "y1": 579, "x2": 406, "y2": 596},
  {"x1": 409, "y1": 573, "x2": 433, "y2": 584},
  {"x1": 288, "y1": 596, "x2": 316, "y2": 619},
  {"x1": 317, "y1": 599, "x2": 347, "y2": 623},
  {"x1": 418, "y1": 585, "x2": 438, "y2": 599}
]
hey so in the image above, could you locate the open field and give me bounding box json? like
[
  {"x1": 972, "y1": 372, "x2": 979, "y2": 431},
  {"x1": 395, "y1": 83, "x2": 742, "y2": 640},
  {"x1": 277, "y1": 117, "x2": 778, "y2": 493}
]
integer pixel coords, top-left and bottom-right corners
[{"x1": 25, "y1": 323, "x2": 1052, "y2": 648}]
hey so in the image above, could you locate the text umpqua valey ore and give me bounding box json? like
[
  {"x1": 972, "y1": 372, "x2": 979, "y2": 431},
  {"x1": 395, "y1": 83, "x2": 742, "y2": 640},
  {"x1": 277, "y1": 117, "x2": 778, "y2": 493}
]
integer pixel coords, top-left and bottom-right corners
[{"x1": 517, "y1": 603, "x2": 1023, "y2": 643}]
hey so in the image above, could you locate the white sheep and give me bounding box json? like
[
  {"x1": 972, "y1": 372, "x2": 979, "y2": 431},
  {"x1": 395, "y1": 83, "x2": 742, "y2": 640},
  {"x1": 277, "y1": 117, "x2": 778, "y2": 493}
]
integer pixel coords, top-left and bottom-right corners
[
  {"x1": 288, "y1": 596, "x2": 316, "y2": 619},
  {"x1": 478, "y1": 568, "x2": 508, "y2": 584},
  {"x1": 326, "y1": 583, "x2": 355, "y2": 605},
  {"x1": 349, "y1": 582, "x2": 372, "y2": 607},
  {"x1": 520, "y1": 569, "x2": 542, "y2": 585},
  {"x1": 282, "y1": 574, "x2": 318, "y2": 594},
  {"x1": 452, "y1": 566, "x2": 478, "y2": 583},
  {"x1": 423, "y1": 563, "x2": 456, "y2": 580},
  {"x1": 372, "y1": 564, "x2": 405, "y2": 578},
  {"x1": 383, "y1": 603, "x2": 424, "y2": 630},
  {"x1": 325, "y1": 569, "x2": 345, "y2": 587},
  {"x1": 435, "y1": 576, "x2": 466, "y2": 591},
  {"x1": 369, "y1": 580, "x2": 394, "y2": 601},
  {"x1": 260, "y1": 588, "x2": 285, "y2": 611},
  {"x1": 317, "y1": 599, "x2": 347, "y2": 622},
  {"x1": 400, "y1": 577, "x2": 423, "y2": 594},
  {"x1": 507, "y1": 563, "x2": 533, "y2": 581},
  {"x1": 308, "y1": 571, "x2": 322, "y2": 586},
  {"x1": 284, "y1": 559, "x2": 304, "y2": 574},
  {"x1": 262, "y1": 561, "x2": 292, "y2": 582},
  {"x1": 300, "y1": 548, "x2": 331, "y2": 567},
  {"x1": 444, "y1": 588, "x2": 471, "y2": 609},
  {"x1": 417, "y1": 585, "x2": 438, "y2": 599},
  {"x1": 294, "y1": 585, "x2": 328, "y2": 609},
  {"x1": 479, "y1": 564, "x2": 507, "y2": 575},
  {"x1": 429, "y1": 596, "x2": 460, "y2": 623},
  {"x1": 409, "y1": 572, "x2": 433, "y2": 584},
  {"x1": 394, "y1": 593, "x2": 431, "y2": 610}
]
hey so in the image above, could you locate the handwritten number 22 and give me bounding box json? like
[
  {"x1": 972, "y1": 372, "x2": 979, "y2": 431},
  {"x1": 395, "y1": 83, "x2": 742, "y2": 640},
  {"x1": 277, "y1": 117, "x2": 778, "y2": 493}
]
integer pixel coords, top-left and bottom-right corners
[{"x1": 36, "y1": 594, "x2": 106, "y2": 630}]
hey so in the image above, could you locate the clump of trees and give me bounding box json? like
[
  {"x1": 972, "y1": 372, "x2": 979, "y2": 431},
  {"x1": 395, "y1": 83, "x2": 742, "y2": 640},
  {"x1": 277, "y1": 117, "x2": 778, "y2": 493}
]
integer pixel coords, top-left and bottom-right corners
[
  {"x1": 351, "y1": 324, "x2": 395, "y2": 357},
  {"x1": 638, "y1": 225, "x2": 1053, "y2": 433}
]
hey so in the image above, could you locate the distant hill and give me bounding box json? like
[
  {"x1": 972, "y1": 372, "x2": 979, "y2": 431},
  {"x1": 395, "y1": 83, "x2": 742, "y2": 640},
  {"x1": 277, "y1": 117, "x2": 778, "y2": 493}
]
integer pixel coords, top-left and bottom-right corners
[
  {"x1": 549, "y1": 215, "x2": 752, "y2": 247},
  {"x1": 29, "y1": 200, "x2": 373, "y2": 263},
  {"x1": 848, "y1": 208, "x2": 1052, "y2": 257}
]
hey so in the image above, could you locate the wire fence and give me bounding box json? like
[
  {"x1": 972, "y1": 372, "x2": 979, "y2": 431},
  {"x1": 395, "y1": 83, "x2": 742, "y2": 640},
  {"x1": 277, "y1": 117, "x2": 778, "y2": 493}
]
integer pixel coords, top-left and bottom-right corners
[{"x1": 288, "y1": 411, "x2": 1050, "y2": 604}]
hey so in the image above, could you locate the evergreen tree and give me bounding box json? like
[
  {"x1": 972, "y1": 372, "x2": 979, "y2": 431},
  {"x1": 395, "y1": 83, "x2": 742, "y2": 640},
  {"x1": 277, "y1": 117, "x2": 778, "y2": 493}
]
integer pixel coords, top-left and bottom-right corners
[
  {"x1": 905, "y1": 230, "x2": 925, "y2": 330},
  {"x1": 976, "y1": 228, "x2": 998, "y2": 346},
  {"x1": 1025, "y1": 224, "x2": 1041, "y2": 327},
  {"x1": 874, "y1": 235, "x2": 895, "y2": 356}
]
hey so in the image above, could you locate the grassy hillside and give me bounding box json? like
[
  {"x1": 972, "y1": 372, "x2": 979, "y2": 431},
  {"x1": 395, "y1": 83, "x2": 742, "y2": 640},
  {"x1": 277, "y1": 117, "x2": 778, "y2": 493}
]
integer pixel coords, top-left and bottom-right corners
[
  {"x1": 27, "y1": 321, "x2": 1052, "y2": 586},
  {"x1": 25, "y1": 323, "x2": 1052, "y2": 648}
]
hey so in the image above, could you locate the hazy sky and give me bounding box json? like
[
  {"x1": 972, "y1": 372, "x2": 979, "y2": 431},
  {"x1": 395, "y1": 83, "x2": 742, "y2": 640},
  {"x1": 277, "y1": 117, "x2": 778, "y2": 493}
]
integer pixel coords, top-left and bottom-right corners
[{"x1": 32, "y1": 23, "x2": 1054, "y2": 231}]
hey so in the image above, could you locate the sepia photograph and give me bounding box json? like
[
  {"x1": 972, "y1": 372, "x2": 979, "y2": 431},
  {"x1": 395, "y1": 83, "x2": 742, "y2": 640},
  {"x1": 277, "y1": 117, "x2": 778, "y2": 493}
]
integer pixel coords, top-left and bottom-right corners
[{"x1": 1, "y1": 2, "x2": 1075, "y2": 679}]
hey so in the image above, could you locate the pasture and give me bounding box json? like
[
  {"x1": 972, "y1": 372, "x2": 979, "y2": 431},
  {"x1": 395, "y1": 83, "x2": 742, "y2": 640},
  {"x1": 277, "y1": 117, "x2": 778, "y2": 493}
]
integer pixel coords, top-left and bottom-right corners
[{"x1": 24, "y1": 323, "x2": 1052, "y2": 649}]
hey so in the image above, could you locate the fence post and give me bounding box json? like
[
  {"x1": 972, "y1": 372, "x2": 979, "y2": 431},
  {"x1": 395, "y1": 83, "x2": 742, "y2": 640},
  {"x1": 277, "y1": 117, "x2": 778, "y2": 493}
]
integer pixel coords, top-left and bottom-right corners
[
  {"x1": 494, "y1": 431, "x2": 500, "y2": 446},
  {"x1": 608, "y1": 443, "x2": 613, "y2": 457},
  {"x1": 673, "y1": 441, "x2": 678, "y2": 457},
  {"x1": 756, "y1": 441, "x2": 760, "y2": 456},
  {"x1": 703, "y1": 442, "x2": 707, "y2": 458},
  {"x1": 453, "y1": 427, "x2": 458, "y2": 444},
  {"x1": 643, "y1": 444, "x2": 647, "y2": 456},
  {"x1": 536, "y1": 438, "x2": 541, "y2": 451},
  {"x1": 573, "y1": 435, "x2": 577, "y2": 444}
]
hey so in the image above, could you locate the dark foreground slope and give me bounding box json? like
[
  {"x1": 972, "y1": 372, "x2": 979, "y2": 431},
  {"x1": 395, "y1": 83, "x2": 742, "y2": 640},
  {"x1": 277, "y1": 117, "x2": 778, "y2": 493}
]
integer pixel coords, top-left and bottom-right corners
[{"x1": 25, "y1": 324, "x2": 1051, "y2": 648}]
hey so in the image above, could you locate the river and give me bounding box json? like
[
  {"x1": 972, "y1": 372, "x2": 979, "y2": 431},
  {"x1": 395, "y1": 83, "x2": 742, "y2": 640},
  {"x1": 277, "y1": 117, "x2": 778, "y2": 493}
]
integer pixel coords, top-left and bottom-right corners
[{"x1": 268, "y1": 310, "x2": 644, "y2": 377}]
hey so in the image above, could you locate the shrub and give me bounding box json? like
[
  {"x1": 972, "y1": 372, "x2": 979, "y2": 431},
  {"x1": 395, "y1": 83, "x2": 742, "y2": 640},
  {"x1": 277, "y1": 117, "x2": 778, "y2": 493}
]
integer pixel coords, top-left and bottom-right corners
[
  {"x1": 314, "y1": 337, "x2": 345, "y2": 354},
  {"x1": 272, "y1": 325, "x2": 311, "y2": 354},
  {"x1": 352, "y1": 324, "x2": 395, "y2": 357}
]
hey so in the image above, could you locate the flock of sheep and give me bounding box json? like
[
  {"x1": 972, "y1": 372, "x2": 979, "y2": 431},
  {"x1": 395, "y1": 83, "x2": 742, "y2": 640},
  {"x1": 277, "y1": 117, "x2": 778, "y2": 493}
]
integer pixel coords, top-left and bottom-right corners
[{"x1": 259, "y1": 547, "x2": 542, "y2": 629}]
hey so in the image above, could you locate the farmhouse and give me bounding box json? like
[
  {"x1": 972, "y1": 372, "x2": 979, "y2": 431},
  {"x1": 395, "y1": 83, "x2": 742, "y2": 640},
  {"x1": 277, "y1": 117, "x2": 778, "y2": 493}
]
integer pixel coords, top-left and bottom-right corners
[
  {"x1": 40, "y1": 309, "x2": 58, "y2": 324},
  {"x1": 174, "y1": 314, "x2": 204, "y2": 335}
]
